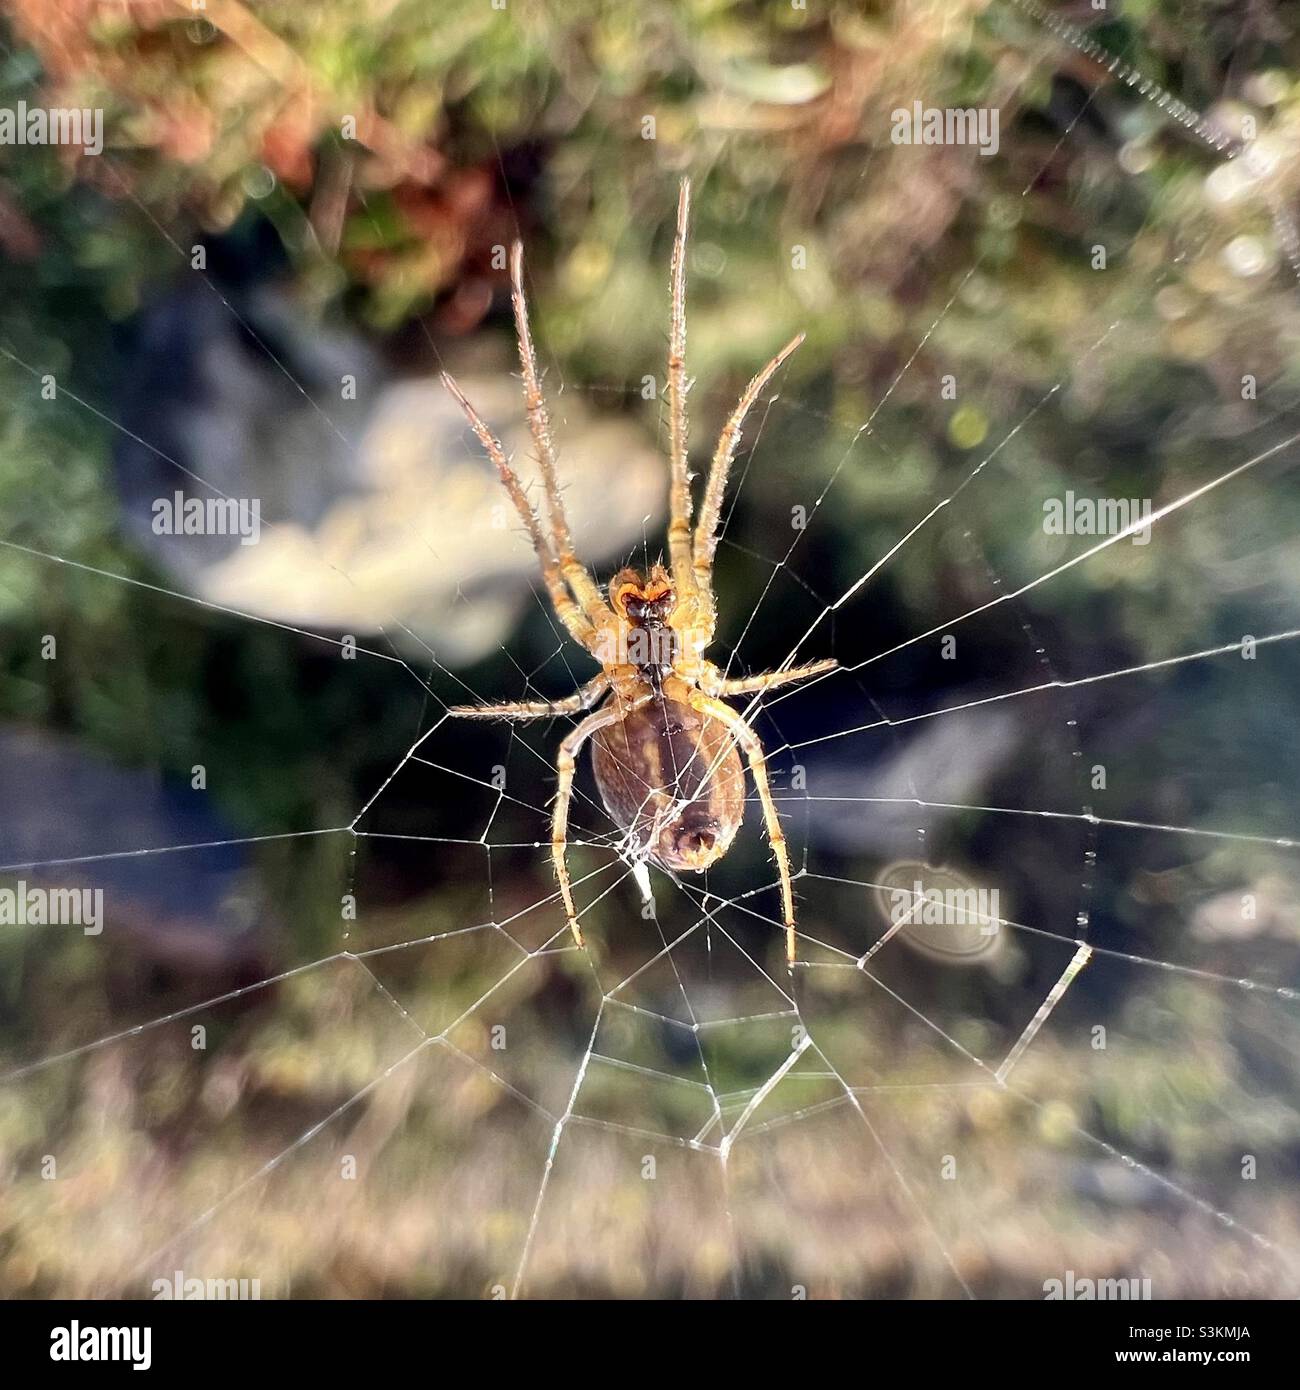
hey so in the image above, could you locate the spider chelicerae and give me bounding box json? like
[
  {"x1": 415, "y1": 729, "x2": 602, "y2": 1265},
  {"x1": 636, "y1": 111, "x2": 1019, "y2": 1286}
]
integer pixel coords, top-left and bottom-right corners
[{"x1": 442, "y1": 178, "x2": 835, "y2": 964}]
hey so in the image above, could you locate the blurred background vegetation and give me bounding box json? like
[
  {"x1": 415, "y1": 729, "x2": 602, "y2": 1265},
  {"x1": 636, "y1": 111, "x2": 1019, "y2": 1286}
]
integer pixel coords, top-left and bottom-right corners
[{"x1": 2, "y1": 0, "x2": 1300, "y2": 1297}]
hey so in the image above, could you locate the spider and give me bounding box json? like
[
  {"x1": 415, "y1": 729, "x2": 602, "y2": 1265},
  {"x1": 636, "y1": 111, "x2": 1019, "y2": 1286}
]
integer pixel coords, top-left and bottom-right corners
[{"x1": 442, "y1": 178, "x2": 835, "y2": 964}]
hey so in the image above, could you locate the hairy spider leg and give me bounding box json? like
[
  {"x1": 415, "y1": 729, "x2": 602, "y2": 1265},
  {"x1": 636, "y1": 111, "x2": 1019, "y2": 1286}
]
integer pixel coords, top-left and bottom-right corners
[
  {"x1": 449, "y1": 673, "x2": 610, "y2": 720},
  {"x1": 714, "y1": 659, "x2": 838, "y2": 697},
  {"x1": 440, "y1": 371, "x2": 600, "y2": 654},
  {"x1": 553, "y1": 694, "x2": 655, "y2": 948},
  {"x1": 509, "y1": 240, "x2": 613, "y2": 633},
  {"x1": 693, "y1": 332, "x2": 806, "y2": 642},
  {"x1": 666, "y1": 177, "x2": 701, "y2": 621},
  {"x1": 684, "y1": 689, "x2": 798, "y2": 964}
]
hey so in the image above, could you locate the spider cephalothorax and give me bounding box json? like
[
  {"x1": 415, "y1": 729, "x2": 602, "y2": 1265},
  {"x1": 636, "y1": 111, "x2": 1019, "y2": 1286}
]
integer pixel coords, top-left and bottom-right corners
[
  {"x1": 609, "y1": 564, "x2": 678, "y2": 692},
  {"x1": 611, "y1": 564, "x2": 676, "y2": 627},
  {"x1": 443, "y1": 178, "x2": 835, "y2": 964}
]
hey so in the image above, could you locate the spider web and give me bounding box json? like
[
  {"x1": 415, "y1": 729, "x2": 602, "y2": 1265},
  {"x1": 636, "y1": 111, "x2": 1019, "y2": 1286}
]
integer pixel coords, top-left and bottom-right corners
[{"x1": 3, "y1": 0, "x2": 1300, "y2": 1299}]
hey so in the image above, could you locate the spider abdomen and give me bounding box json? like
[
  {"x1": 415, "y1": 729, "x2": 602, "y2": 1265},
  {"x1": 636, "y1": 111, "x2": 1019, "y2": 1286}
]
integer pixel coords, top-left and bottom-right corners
[{"x1": 591, "y1": 697, "x2": 744, "y2": 873}]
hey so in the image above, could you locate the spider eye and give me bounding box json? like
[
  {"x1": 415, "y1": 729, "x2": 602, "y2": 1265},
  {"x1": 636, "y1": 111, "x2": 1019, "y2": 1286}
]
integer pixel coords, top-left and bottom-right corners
[{"x1": 624, "y1": 597, "x2": 648, "y2": 620}]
